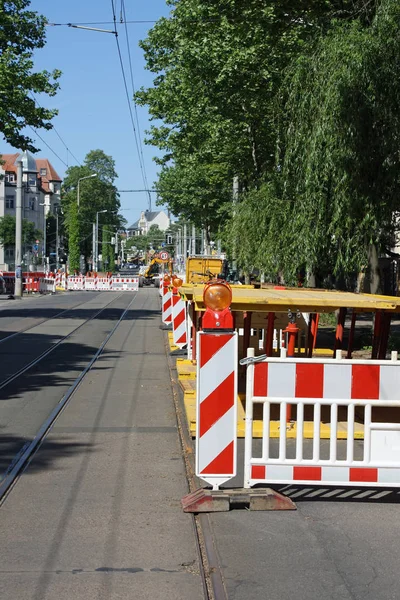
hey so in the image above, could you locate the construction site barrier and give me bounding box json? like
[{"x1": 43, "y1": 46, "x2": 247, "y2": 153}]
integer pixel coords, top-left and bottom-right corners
[
  {"x1": 111, "y1": 277, "x2": 139, "y2": 291},
  {"x1": 162, "y1": 281, "x2": 172, "y2": 324},
  {"x1": 243, "y1": 350, "x2": 400, "y2": 489},
  {"x1": 97, "y1": 277, "x2": 112, "y2": 290},
  {"x1": 39, "y1": 278, "x2": 56, "y2": 294},
  {"x1": 196, "y1": 331, "x2": 238, "y2": 489},
  {"x1": 172, "y1": 288, "x2": 187, "y2": 348},
  {"x1": 23, "y1": 276, "x2": 40, "y2": 293}
]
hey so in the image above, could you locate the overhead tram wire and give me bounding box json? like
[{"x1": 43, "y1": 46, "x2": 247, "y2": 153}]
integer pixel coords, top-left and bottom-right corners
[
  {"x1": 30, "y1": 93, "x2": 82, "y2": 167},
  {"x1": 120, "y1": 0, "x2": 151, "y2": 202},
  {"x1": 109, "y1": 1, "x2": 153, "y2": 212},
  {"x1": 28, "y1": 126, "x2": 69, "y2": 168}
]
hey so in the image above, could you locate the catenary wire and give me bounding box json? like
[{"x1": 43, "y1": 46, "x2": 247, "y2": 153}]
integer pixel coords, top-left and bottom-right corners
[
  {"x1": 29, "y1": 93, "x2": 82, "y2": 167},
  {"x1": 109, "y1": 1, "x2": 153, "y2": 212}
]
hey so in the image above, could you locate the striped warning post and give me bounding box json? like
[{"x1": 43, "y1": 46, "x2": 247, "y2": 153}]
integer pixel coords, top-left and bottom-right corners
[
  {"x1": 196, "y1": 331, "x2": 238, "y2": 489},
  {"x1": 162, "y1": 282, "x2": 172, "y2": 324},
  {"x1": 172, "y1": 289, "x2": 187, "y2": 348}
]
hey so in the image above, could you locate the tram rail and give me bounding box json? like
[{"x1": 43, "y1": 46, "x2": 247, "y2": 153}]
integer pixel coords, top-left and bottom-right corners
[
  {"x1": 0, "y1": 293, "x2": 137, "y2": 505},
  {"x1": 0, "y1": 292, "x2": 128, "y2": 389}
]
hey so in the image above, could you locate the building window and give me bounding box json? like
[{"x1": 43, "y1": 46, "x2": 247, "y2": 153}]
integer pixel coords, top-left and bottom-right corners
[
  {"x1": 5, "y1": 196, "x2": 14, "y2": 209},
  {"x1": 28, "y1": 175, "x2": 36, "y2": 187},
  {"x1": 40, "y1": 168, "x2": 47, "y2": 176},
  {"x1": 29, "y1": 198, "x2": 35, "y2": 210},
  {"x1": 5, "y1": 247, "x2": 14, "y2": 258},
  {"x1": 53, "y1": 204, "x2": 59, "y2": 214},
  {"x1": 5, "y1": 173, "x2": 15, "y2": 183}
]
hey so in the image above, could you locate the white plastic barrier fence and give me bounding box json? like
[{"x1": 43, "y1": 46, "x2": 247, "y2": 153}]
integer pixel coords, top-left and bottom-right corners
[
  {"x1": 97, "y1": 277, "x2": 112, "y2": 290},
  {"x1": 85, "y1": 276, "x2": 97, "y2": 290},
  {"x1": 111, "y1": 277, "x2": 139, "y2": 291},
  {"x1": 67, "y1": 276, "x2": 85, "y2": 291},
  {"x1": 243, "y1": 350, "x2": 400, "y2": 489},
  {"x1": 39, "y1": 278, "x2": 56, "y2": 293}
]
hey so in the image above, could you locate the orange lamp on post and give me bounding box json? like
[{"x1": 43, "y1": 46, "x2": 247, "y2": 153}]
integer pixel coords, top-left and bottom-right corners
[
  {"x1": 202, "y1": 281, "x2": 234, "y2": 331},
  {"x1": 172, "y1": 275, "x2": 183, "y2": 289}
]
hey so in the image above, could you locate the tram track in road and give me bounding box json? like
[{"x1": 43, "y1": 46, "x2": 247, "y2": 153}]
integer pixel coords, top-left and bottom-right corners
[
  {"x1": 0, "y1": 293, "x2": 138, "y2": 506},
  {"x1": 0, "y1": 293, "x2": 115, "y2": 344},
  {"x1": 0, "y1": 292, "x2": 127, "y2": 389}
]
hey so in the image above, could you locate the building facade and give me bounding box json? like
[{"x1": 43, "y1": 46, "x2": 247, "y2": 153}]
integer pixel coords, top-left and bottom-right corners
[
  {"x1": 126, "y1": 210, "x2": 170, "y2": 238},
  {"x1": 0, "y1": 151, "x2": 62, "y2": 270}
]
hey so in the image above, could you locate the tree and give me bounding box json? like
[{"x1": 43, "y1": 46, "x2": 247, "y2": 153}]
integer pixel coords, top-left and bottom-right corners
[
  {"x1": 61, "y1": 149, "x2": 123, "y2": 267},
  {"x1": 0, "y1": 214, "x2": 41, "y2": 246},
  {"x1": 66, "y1": 201, "x2": 80, "y2": 273},
  {"x1": 0, "y1": 0, "x2": 61, "y2": 151}
]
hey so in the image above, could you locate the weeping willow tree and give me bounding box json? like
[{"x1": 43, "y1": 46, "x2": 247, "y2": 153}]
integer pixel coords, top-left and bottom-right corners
[
  {"x1": 225, "y1": 0, "x2": 400, "y2": 288},
  {"x1": 276, "y1": 0, "x2": 400, "y2": 287}
]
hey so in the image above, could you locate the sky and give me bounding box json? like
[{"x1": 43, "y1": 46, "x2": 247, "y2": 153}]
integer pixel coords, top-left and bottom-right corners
[{"x1": 2, "y1": 0, "x2": 171, "y2": 227}]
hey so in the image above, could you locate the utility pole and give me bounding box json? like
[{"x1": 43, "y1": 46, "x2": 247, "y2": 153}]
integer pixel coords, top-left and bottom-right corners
[
  {"x1": 183, "y1": 223, "x2": 187, "y2": 258},
  {"x1": 56, "y1": 210, "x2": 59, "y2": 271},
  {"x1": 191, "y1": 225, "x2": 196, "y2": 255},
  {"x1": 231, "y1": 176, "x2": 239, "y2": 278},
  {"x1": 15, "y1": 158, "x2": 23, "y2": 297},
  {"x1": 92, "y1": 223, "x2": 96, "y2": 271}
]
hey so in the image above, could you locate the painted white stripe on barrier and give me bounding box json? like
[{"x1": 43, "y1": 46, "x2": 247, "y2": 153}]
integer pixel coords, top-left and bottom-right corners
[
  {"x1": 197, "y1": 406, "x2": 236, "y2": 474},
  {"x1": 198, "y1": 335, "x2": 237, "y2": 403}
]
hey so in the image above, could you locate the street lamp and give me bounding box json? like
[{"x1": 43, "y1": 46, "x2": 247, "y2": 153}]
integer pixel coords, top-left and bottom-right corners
[
  {"x1": 39, "y1": 202, "x2": 47, "y2": 272},
  {"x1": 77, "y1": 173, "x2": 97, "y2": 207},
  {"x1": 95, "y1": 210, "x2": 108, "y2": 271}
]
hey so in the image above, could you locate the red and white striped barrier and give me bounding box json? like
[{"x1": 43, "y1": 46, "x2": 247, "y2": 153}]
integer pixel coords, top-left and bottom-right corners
[
  {"x1": 243, "y1": 352, "x2": 400, "y2": 488},
  {"x1": 196, "y1": 331, "x2": 238, "y2": 489},
  {"x1": 111, "y1": 277, "x2": 139, "y2": 291},
  {"x1": 172, "y1": 289, "x2": 187, "y2": 348},
  {"x1": 97, "y1": 277, "x2": 112, "y2": 290},
  {"x1": 39, "y1": 278, "x2": 56, "y2": 293},
  {"x1": 85, "y1": 276, "x2": 97, "y2": 290},
  {"x1": 162, "y1": 282, "x2": 172, "y2": 324},
  {"x1": 67, "y1": 276, "x2": 85, "y2": 291}
]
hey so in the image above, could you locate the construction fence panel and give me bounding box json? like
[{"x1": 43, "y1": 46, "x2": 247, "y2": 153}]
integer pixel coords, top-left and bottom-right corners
[
  {"x1": 111, "y1": 277, "x2": 139, "y2": 291},
  {"x1": 39, "y1": 278, "x2": 56, "y2": 293},
  {"x1": 244, "y1": 354, "x2": 400, "y2": 489}
]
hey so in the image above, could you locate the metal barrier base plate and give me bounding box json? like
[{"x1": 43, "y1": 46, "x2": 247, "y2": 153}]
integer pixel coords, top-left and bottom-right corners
[{"x1": 181, "y1": 487, "x2": 296, "y2": 513}]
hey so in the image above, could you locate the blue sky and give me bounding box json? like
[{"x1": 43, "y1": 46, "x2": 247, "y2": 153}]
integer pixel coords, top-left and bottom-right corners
[{"x1": 2, "y1": 0, "x2": 171, "y2": 227}]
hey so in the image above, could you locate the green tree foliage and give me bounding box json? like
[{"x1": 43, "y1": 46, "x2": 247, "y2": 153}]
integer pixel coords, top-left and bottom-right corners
[
  {"x1": 62, "y1": 150, "x2": 124, "y2": 266},
  {"x1": 0, "y1": 0, "x2": 61, "y2": 151},
  {"x1": 139, "y1": 0, "x2": 398, "y2": 287},
  {"x1": 66, "y1": 200, "x2": 80, "y2": 273},
  {"x1": 101, "y1": 227, "x2": 116, "y2": 272},
  {"x1": 0, "y1": 214, "x2": 41, "y2": 246}
]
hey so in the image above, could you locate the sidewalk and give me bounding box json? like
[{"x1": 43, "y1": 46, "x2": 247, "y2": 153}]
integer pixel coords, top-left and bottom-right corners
[{"x1": 0, "y1": 288, "x2": 203, "y2": 600}]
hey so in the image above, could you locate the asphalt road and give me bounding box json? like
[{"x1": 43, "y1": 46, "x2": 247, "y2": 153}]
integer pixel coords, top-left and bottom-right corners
[
  {"x1": 0, "y1": 288, "x2": 203, "y2": 600},
  {"x1": 1, "y1": 289, "x2": 400, "y2": 600}
]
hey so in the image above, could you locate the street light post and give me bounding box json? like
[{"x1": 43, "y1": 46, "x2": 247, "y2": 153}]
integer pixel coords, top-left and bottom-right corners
[
  {"x1": 77, "y1": 173, "x2": 97, "y2": 207},
  {"x1": 95, "y1": 210, "x2": 107, "y2": 271},
  {"x1": 39, "y1": 202, "x2": 47, "y2": 272}
]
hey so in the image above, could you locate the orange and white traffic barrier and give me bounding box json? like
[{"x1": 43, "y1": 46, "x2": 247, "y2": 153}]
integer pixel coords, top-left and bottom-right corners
[
  {"x1": 196, "y1": 281, "x2": 238, "y2": 490},
  {"x1": 67, "y1": 276, "x2": 85, "y2": 291},
  {"x1": 97, "y1": 277, "x2": 112, "y2": 290},
  {"x1": 243, "y1": 350, "x2": 400, "y2": 488},
  {"x1": 171, "y1": 276, "x2": 187, "y2": 348},
  {"x1": 162, "y1": 275, "x2": 172, "y2": 325}
]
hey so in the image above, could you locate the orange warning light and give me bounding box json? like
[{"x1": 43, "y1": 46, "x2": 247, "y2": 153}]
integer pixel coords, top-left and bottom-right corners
[
  {"x1": 202, "y1": 281, "x2": 233, "y2": 330},
  {"x1": 172, "y1": 276, "x2": 183, "y2": 288}
]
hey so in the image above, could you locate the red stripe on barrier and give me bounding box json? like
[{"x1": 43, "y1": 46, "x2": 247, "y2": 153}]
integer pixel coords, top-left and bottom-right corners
[
  {"x1": 351, "y1": 365, "x2": 380, "y2": 399},
  {"x1": 293, "y1": 466, "x2": 322, "y2": 481},
  {"x1": 295, "y1": 363, "x2": 324, "y2": 398},
  {"x1": 199, "y1": 372, "x2": 235, "y2": 437},
  {"x1": 252, "y1": 465, "x2": 266, "y2": 479},
  {"x1": 199, "y1": 334, "x2": 232, "y2": 368},
  {"x1": 200, "y1": 441, "x2": 234, "y2": 475},
  {"x1": 349, "y1": 467, "x2": 378, "y2": 482},
  {"x1": 254, "y1": 362, "x2": 268, "y2": 397}
]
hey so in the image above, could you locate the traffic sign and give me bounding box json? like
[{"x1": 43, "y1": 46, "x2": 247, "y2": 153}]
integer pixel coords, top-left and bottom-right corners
[{"x1": 159, "y1": 251, "x2": 169, "y2": 261}]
